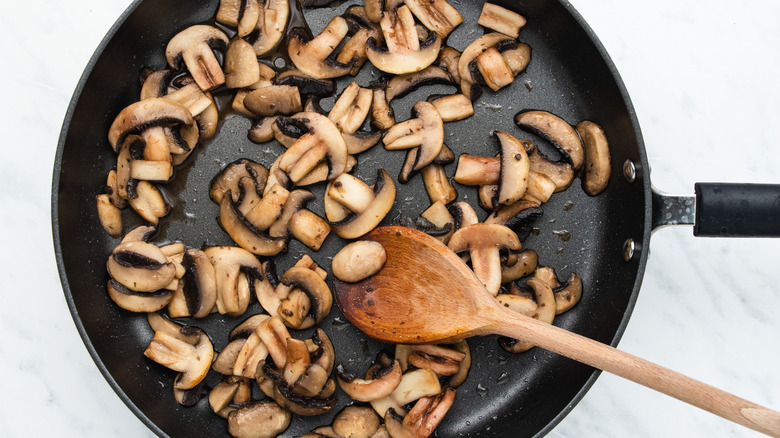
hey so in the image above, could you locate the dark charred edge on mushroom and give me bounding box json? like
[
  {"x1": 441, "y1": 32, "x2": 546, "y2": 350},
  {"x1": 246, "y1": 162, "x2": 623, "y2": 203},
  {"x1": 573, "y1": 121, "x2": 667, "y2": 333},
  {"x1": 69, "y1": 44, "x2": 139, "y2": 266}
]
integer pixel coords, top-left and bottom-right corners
[
  {"x1": 334, "y1": 364, "x2": 357, "y2": 382},
  {"x1": 168, "y1": 36, "x2": 228, "y2": 72},
  {"x1": 515, "y1": 109, "x2": 578, "y2": 166},
  {"x1": 367, "y1": 76, "x2": 390, "y2": 90},
  {"x1": 168, "y1": 126, "x2": 193, "y2": 152},
  {"x1": 396, "y1": 216, "x2": 453, "y2": 237},
  {"x1": 180, "y1": 251, "x2": 204, "y2": 315},
  {"x1": 279, "y1": 275, "x2": 322, "y2": 323},
  {"x1": 386, "y1": 67, "x2": 455, "y2": 101},
  {"x1": 176, "y1": 380, "x2": 212, "y2": 406},
  {"x1": 108, "y1": 279, "x2": 173, "y2": 297},
  {"x1": 138, "y1": 67, "x2": 175, "y2": 97},
  {"x1": 288, "y1": 27, "x2": 358, "y2": 70},
  {"x1": 275, "y1": 74, "x2": 336, "y2": 98},
  {"x1": 223, "y1": 192, "x2": 288, "y2": 241},
  {"x1": 342, "y1": 7, "x2": 374, "y2": 33},
  {"x1": 264, "y1": 364, "x2": 337, "y2": 407},
  {"x1": 447, "y1": 204, "x2": 468, "y2": 231},
  {"x1": 366, "y1": 353, "x2": 397, "y2": 379},
  {"x1": 308, "y1": 329, "x2": 326, "y2": 363},
  {"x1": 386, "y1": 408, "x2": 405, "y2": 423},
  {"x1": 120, "y1": 136, "x2": 147, "y2": 199},
  {"x1": 275, "y1": 117, "x2": 310, "y2": 139},
  {"x1": 113, "y1": 250, "x2": 167, "y2": 270},
  {"x1": 496, "y1": 206, "x2": 542, "y2": 240},
  {"x1": 303, "y1": 97, "x2": 328, "y2": 115},
  {"x1": 328, "y1": 169, "x2": 387, "y2": 227},
  {"x1": 263, "y1": 259, "x2": 280, "y2": 288},
  {"x1": 432, "y1": 143, "x2": 455, "y2": 165},
  {"x1": 114, "y1": 117, "x2": 193, "y2": 159}
]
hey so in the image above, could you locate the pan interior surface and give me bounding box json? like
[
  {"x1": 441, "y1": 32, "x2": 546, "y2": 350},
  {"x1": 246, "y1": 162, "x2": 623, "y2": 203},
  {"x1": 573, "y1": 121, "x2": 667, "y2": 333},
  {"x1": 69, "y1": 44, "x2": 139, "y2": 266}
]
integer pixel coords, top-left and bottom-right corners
[{"x1": 53, "y1": 0, "x2": 649, "y2": 436}]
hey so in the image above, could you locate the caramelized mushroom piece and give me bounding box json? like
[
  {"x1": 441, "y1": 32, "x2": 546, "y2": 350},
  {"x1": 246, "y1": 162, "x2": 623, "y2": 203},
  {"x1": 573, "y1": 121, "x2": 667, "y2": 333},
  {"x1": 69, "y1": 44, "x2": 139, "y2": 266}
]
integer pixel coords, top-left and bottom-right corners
[
  {"x1": 366, "y1": 6, "x2": 442, "y2": 75},
  {"x1": 370, "y1": 369, "x2": 441, "y2": 417},
  {"x1": 404, "y1": 0, "x2": 462, "y2": 38},
  {"x1": 448, "y1": 223, "x2": 522, "y2": 296},
  {"x1": 227, "y1": 400, "x2": 292, "y2": 438},
  {"x1": 288, "y1": 17, "x2": 355, "y2": 79},
  {"x1": 336, "y1": 359, "x2": 402, "y2": 402},
  {"x1": 107, "y1": 241, "x2": 176, "y2": 292},
  {"x1": 144, "y1": 327, "x2": 213, "y2": 390},
  {"x1": 248, "y1": 0, "x2": 290, "y2": 56},
  {"x1": 165, "y1": 25, "x2": 229, "y2": 91},
  {"x1": 96, "y1": 194, "x2": 122, "y2": 237},
  {"x1": 577, "y1": 120, "x2": 611, "y2": 195},
  {"x1": 325, "y1": 169, "x2": 397, "y2": 239},
  {"x1": 515, "y1": 110, "x2": 584, "y2": 171},
  {"x1": 478, "y1": 3, "x2": 527, "y2": 38},
  {"x1": 383, "y1": 101, "x2": 444, "y2": 171}
]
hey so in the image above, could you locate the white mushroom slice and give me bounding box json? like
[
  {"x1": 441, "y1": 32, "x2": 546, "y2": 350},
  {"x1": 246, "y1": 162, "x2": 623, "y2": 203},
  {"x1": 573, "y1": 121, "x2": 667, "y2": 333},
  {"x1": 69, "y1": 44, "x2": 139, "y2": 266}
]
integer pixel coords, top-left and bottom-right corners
[
  {"x1": 249, "y1": 0, "x2": 290, "y2": 56},
  {"x1": 329, "y1": 82, "x2": 373, "y2": 135},
  {"x1": 212, "y1": 339, "x2": 246, "y2": 375},
  {"x1": 524, "y1": 170, "x2": 557, "y2": 204},
  {"x1": 326, "y1": 169, "x2": 397, "y2": 239},
  {"x1": 129, "y1": 159, "x2": 173, "y2": 182},
  {"x1": 336, "y1": 360, "x2": 402, "y2": 402},
  {"x1": 280, "y1": 267, "x2": 333, "y2": 325},
  {"x1": 255, "y1": 316, "x2": 291, "y2": 368},
  {"x1": 277, "y1": 289, "x2": 311, "y2": 329},
  {"x1": 478, "y1": 3, "x2": 527, "y2": 38},
  {"x1": 204, "y1": 246, "x2": 263, "y2": 316},
  {"x1": 429, "y1": 93, "x2": 473, "y2": 122},
  {"x1": 96, "y1": 194, "x2": 122, "y2": 238},
  {"x1": 140, "y1": 69, "x2": 173, "y2": 100},
  {"x1": 404, "y1": 0, "x2": 462, "y2": 38},
  {"x1": 370, "y1": 369, "x2": 441, "y2": 417},
  {"x1": 267, "y1": 189, "x2": 316, "y2": 238},
  {"x1": 289, "y1": 17, "x2": 354, "y2": 79},
  {"x1": 515, "y1": 110, "x2": 584, "y2": 171},
  {"x1": 283, "y1": 338, "x2": 311, "y2": 386},
  {"x1": 577, "y1": 120, "x2": 611, "y2": 195},
  {"x1": 165, "y1": 25, "x2": 229, "y2": 91},
  {"x1": 527, "y1": 143, "x2": 575, "y2": 192},
  {"x1": 502, "y1": 43, "x2": 532, "y2": 76},
  {"x1": 499, "y1": 278, "x2": 556, "y2": 353},
  {"x1": 107, "y1": 241, "x2": 176, "y2": 292},
  {"x1": 328, "y1": 173, "x2": 377, "y2": 214},
  {"x1": 453, "y1": 154, "x2": 500, "y2": 186},
  {"x1": 228, "y1": 401, "x2": 292, "y2": 438},
  {"x1": 107, "y1": 280, "x2": 173, "y2": 312},
  {"x1": 448, "y1": 224, "x2": 522, "y2": 296},
  {"x1": 108, "y1": 98, "x2": 194, "y2": 153},
  {"x1": 458, "y1": 33, "x2": 514, "y2": 100},
  {"x1": 209, "y1": 380, "x2": 240, "y2": 416},
  {"x1": 233, "y1": 330, "x2": 270, "y2": 378},
  {"x1": 383, "y1": 101, "x2": 443, "y2": 171},
  {"x1": 163, "y1": 82, "x2": 214, "y2": 117},
  {"x1": 289, "y1": 209, "x2": 331, "y2": 251},
  {"x1": 437, "y1": 46, "x2": 461, "y2": 84},
  {"x1": 248, "y1": 116, "x2": 279, "y2": 143},
  {"x1": 332, "y1": 241, "x2": 387, "y2": 283},
  {"x1": 144, "y1": 328, "x2": 213, "y2": 390},
  {"x1": 225, "y1": 39, "x2": 261, "y2": 88},
  {"x1": 421, "y1": 164, "x2": 457, "y2": 205},
  {"x1": 366, "y1": 6, "x2": 442, "y2": 75},
  {"x1": 407, "y1": 344, "x2": 466, "y2": 376},
  {"x1": 495, "y1": 131, "x2": 531, "y2": 206},
  {"x1": 397, "y1": 389, "x2": 457, "y2": 438},
  {"x1": 120, "y1": 225, "x2": 157, "y2": 244},
  {"x1": 179, "y1": 249, "x2": 218, "y2": 318}
]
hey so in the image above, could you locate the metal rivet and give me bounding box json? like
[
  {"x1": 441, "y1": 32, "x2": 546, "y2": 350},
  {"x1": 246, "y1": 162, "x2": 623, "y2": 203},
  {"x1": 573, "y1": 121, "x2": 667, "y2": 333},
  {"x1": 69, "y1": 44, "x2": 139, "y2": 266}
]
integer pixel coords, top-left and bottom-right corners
[
  {"x1": 274, "y1": 57, "x2": 286, "y2": 69},
  {"x1": 623, "y1": 159, "x2": 636, "y2": 183},
  {"x1": 622, "y1": 238, "x2": 636, "y2": 262}
]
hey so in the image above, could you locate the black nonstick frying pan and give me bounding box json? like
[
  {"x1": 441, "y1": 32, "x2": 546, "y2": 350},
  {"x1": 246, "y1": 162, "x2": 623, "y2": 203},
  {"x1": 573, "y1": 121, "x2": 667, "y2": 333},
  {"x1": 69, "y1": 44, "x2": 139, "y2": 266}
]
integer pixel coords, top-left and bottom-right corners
[{"x1": 52, "y1": 0, "x2": 780, "y2": 437}]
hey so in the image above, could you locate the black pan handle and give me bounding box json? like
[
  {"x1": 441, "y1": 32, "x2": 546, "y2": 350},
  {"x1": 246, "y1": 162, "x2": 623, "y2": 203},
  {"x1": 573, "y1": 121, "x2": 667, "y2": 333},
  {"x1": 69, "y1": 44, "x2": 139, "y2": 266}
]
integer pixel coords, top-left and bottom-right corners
[
  {"x1": 652, "y1": 183, "x2": 780, "y2": 237},
  {"x1": 693, "y1": 183, "x2": 780, "y2": 237}
]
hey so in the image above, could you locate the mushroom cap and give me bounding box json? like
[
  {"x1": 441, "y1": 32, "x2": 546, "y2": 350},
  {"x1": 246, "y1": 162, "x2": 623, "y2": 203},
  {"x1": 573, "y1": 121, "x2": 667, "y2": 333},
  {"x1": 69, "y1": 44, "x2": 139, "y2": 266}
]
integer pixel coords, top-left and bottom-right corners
[
  {"x1": 144, "y1": 328, "x2": 213, "y2": 390},
  {"x1": 495, "y1": 131, "x2": 531, "y2": 206},
  {"x1": 164, "y1": 24, "x2": 229, "y2": 65},
  {"x1": 108, "y1": 98, "x2": 194, "y2": 153},
  {"x1": 165, "y1": 25, "x2": 229, "y2": 91}
]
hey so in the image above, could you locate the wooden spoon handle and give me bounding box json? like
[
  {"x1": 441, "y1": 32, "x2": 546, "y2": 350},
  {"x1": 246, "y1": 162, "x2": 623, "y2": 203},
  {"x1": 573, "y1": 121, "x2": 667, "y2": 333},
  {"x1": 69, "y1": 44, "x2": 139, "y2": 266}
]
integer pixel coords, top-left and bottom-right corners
[{"x1": 488, "y1": 311, "x2": 780, "y2": 437}]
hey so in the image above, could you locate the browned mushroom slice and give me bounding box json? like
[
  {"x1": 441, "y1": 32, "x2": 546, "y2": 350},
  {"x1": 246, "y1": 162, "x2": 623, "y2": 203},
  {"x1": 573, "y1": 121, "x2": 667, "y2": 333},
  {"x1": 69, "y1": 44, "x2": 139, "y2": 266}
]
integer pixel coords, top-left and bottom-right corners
[
  {"x1": 553, "y1": 271, "x2": 583, "y2": 314},
  {"x1": 458, "y1": 33, "x2": 514, "y2": 100},
  {"x1": 140, "y1": 69, "x2": 174, "y2": 100},
  {"x1": 385, "y1": 66, "x2": 454, "y2": 101},
  {"x1": 407, "y1": 344, "x2": 466, "y2": 376},
  {"x1": 275, "y1": 70, "x2": 336, "y2": 98},
  {"x1": 204, "y1": 246, "x2": 263, "y2": 316},
  {"x1": 267, "y1": 189, "x2": 315, "y2": 238},
  {"x1": 383, "y1": 101, "x2": 443, "y2": 171},
  {"x1": 371, "y1": 84, "x2": 395, "y2": 130},
  {"x1": 499, "y1": 278, "x2": 556, "y2": 353},
  {"x1": 453, "y1": 153, "x2": 500, "y2": 186},
  {"x1": 248, "y1": 117, "x2": 278, "y2": 144},
  {"x1": 478, "y1": 3, "x2": 527, "y2": 38},
  {"x1": 289, "y1": 210, "x2": 331, "y2": 251},
  {"x1": 417, "y1": 201, "x2": 455, "y2": 244},
  {"x1": 332, "y1": 240, "x2": 387, "y2": 283},
  {"x1": 288, "y1": 17, "x2": 355, "y2": 79},
  {"x1": 107, "y1": 241, "x2": 176, "y2": 292},
  {"x1": 524, "y1": 171, "x2": 557, "y2": 204},
  {"x1": 217, "y1": 193, "x2": 288, "y2": 256},
  {"x1": 209, "y1": 158, "x2": 269, "y2": 205},
  {"x1": 224, "y1": 39, "x2": 261, "y2": 89},
  {"x1": 404, "y1": 0, "x2": 462, "y2": 38},
  {"x1": 502, "y1": 43, "x2": 532, "y2": 77},
  {"x1": 428, "y1": 93, "x2": 473, "y2": 122},
  {"x1": 108, "y1": 98, "x2": 194, "y2": 153},
  {"x1": 421, "y1": 164, "x2": 457, "y2": 205},
  {"x1": 338, "y1": 9, "x2": 383, "y2": 75},
  {"x1": 326, "y1": 169, "x2": 397, "y2": 239},
  {"x1": 280, "y1": 266, "x2": 333, "y2": 325},
  {"x1": 448, "y1": 224, "x2": 522, "y2": 296},
  {"x1": 501, "y1": 249, "x2": 538, "y2": 283},
  {"x1": 485, "y1": 198, "x2": 542, "y2": 239},
  {"x1": 332, "y1": 406, "x2": 382, "y2": 438},
  {"x1": 248, "y1": 0, "x2": 290, "y2": 56},
  {"x1": 366, "y1": 6, "x2": 442, "y2": 75},
  {"x1": 526, "y1": 141, "x2": 575, "y2": 192},
  {"x1": 96, "y1": 194, "x2": 122, "y2": 238},
  {"x1": 515, "y1": 110, "x2": 584, "y2": 170},
  {"x1": 370, "y1": 368, "x2": 441, "y2": 417},
  {"x1": 244, "y1": 85, "x2": 302, "y2": 118},
  {"x1": 329, "y1": 82, "x2": 373, "y2": 135},
  {"x1": 495, "y1": 131, "x2": 531, "y2": 206},
  {"x1": 279, "y1": 112, "x2": 349, "y2": 182},
  {"x1": 228, "y1": 400, "x2": 292, "y2": 438},
  {"x1": 107, "y1": 280, "x2": 173, "y2": 312},
  {"x1": 336, "y1": 359, "x2": 402, "y2": 402},
  {"x1": 392, "y1": 389, "x2": 456, "y2": 438},
  {"x1": 179, "y1": 249, "x2": 218, "y2": 318},
  {"x1": 476, "y1": 46, "x2": 515, "y2": 92},
  {"x1": 437, "y1": 46, "x2": 461, "y2": 84},
  {"x1": 144, "y1": 327, "x2": 213, "y2": 390},
  {"x1": 165, "y1": 25, "x2": 229, "y2": 91},
  {"x1": 577, "y1": 120, "x2": 611, "y2": 195},
  {"x1": 212, "y1": 338, "x2": 246, "y2": 375},
  {"x1": 163, "y1": 82, "x2": 214, "y2": 117},
  {"x1": 209, "y1": 379, "x2": 240, "y2": 416}
]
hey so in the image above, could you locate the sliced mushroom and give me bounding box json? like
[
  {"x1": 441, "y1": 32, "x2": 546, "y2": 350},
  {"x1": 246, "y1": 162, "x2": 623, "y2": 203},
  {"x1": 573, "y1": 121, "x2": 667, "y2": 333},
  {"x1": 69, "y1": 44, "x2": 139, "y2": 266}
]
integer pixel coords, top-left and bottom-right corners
[
  {"x1": 108, "y1": 98, "x2": 194, "y2": 153},
  {"x1": 404, "y1": 0, "x2": 462, "y2": 38},
  {"x1": 418, "y1": 200, "x2": 455, "y2": 244},
  {"x1": 478, "y1": 3, "x2": 527, "y2": 38},
  {"x1": 165, "y1": 25, "x2": 229, "y2": 91},
  {"x1": 329, "y1": 82, "x2": 373, "y2": 135},
  {"x1": 280, "y1": 266, "x2": 333, "y2": 325},
  {"x1": 209, "y1": 379, "x2": 240, "y2": 416},
  {"x1": 499, "y1": 277, "x2": 556, "y2": 353},
  {"x1": 576, "y1": 120, "x2": 611, "y2": 195},
  {"x1": 212, "y1": 338, "x2": 246, "y2": 375},
  {"x1": 210, "y1": 158, "x2": 269, "y2": 205},
  {"x1": 533, "y1": 267, "x2": 583, "y2": 315},
  {"x1": 179, "y1": 249, "x2": 218, "y2": 318},
  {"x1": 224, "y1": 39, "x2": 261, "y2": 88},
  {"x1": 428, "y1": 93, "x2": 473, "y2": 122},
  {"x1": 457, "y1": 33, "x2": 515, "y2": 100},
  {"x1": 370, "y1": 368, "x2": 441, "y2": 418},
  {"x1": 524, "y1": 170, "x2": 557, "y2": 204},
  {"x1": 217, "y1": 192, "x2": 288, "y2": 256},
  {"x1": 436, "y1": 46, "x2": 461, "y2": 84},
  {"x1": 288, "y1": 209, "x2": 331, "y2": 251},
  {"x1": 332, "y1": 406, "x2": 382, "y2": 438},
  {"x1": 144, "y1": 327, "x2": 213, "y2": 390},
  {"x1": 96, "y1": 194, "x2": 122, "y2": 238},
  {"x1": 453, "y1": 154, "x2": 500, "y2": 186},
  {"x1": 106, "y1": 279, "x2": 173, "y2": 312},
  {"x1": 247, "y1": 0, "x2": 290, "y2": 56},
  {"x1": 107, "y1": 241, "x2": 176, "y2": 292},
  {"x1": 288, "y1": 17, "x2": 355, "y2": 79},
  {"x1": 484, "y1": 198, "x2": 542, "y2": 239},
  {"x1": 407, "y1": 344, "x2": 466, "y2": 376},
  {"x1": 277, "y1": 112, "x2": 349, "y2": 182},
  {"x1": 383, "y1": 101, "x2": 443, "y2": 171},
  {"x1": 475, "y1": 46, "x2": 515, "y2": 92},
  {"x1": 501, "y1": 249, "x2": 538, "y2": 283},
  {"x1": 326, "y1": 169, "x2": 397, "y2": 239},
  {"x1": 448, "y1": 223, "x2": 522, "y2": 296},
  {"x1": 495, "y1": 131, "x2": 531, "y2": 206},
  {"x1": 230, "y1": 313, "x2": 273, "y2": 341},
  {"x1": 371, "y1": 84, "x2": 395, "y2": 130},
  {"x1": 366, "y1": 6, "x2": 442, "y2": 75},
  {"x1": 399, "y1": 389, "x2": 457, "y2": 438},
  {"x1": 204, "y1": 246, "x2": 263, "y2": 316},
  {"x1": 515, "y1": 110, "x2": 584, "y2": 171},
  {"x1": 385, "y1": 66, "x2": 454, "y2": 101},
  {"x1": 421, "y1": 164, "x2": 457, "y2": 205},
  {"x1": 275, "y1": 70, "x2": 336, "y2": 98},
  {"x1": 227, "y1": 400, "x2": 292, "y2": 438},
  {"x1": 447, "y1": 201, "x2": 479, "y2": 231},
  {"x1": 336, "y1": 359, "x2": 402, "y2": 402},
  {"x1": 244, "y1": 85, "x2": 303, "y2": 117}
]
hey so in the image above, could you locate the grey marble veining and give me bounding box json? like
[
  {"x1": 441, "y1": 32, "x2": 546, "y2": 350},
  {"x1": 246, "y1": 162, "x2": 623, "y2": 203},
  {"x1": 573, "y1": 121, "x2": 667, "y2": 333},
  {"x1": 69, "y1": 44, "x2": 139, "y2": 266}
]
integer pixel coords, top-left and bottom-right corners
[{"x1": 2, "y1": 0, "x2": 778, "y2": 437}]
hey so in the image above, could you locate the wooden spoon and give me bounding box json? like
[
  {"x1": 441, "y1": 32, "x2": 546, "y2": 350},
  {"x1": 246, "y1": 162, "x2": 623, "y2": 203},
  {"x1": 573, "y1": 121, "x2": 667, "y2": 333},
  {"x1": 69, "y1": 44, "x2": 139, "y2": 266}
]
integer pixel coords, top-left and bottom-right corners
[{"x1": 333, "y1": 226, "x2": 780, "y2": 437}]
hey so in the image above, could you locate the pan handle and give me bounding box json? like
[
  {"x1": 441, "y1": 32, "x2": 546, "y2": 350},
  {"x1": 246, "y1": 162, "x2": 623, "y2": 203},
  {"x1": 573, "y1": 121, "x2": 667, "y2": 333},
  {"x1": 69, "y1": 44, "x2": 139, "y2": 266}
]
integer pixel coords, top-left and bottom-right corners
[{"x1": 652, "y1": 183, "x2": 780, "y2": 237}]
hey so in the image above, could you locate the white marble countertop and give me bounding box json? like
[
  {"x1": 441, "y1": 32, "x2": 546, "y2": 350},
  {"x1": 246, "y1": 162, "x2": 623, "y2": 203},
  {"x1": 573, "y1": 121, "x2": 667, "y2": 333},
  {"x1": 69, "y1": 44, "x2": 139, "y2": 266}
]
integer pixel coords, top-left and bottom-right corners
[{"x1": 2, "y1": 0, "x2": 779, "y2": 436}]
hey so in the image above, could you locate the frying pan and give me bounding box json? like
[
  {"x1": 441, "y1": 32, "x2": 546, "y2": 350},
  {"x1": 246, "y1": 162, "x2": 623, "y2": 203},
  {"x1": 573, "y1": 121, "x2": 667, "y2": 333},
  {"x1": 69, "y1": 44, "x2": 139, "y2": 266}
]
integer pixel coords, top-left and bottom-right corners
[{"x1": 51, "y1": 0, "x2": 780, "y2": 437}]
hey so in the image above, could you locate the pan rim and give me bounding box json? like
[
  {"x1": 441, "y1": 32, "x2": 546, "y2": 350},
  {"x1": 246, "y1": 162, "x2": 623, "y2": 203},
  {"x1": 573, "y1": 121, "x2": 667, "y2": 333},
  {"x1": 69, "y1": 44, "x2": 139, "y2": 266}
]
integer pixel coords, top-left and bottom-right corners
[{"x1": 51, "y1": 1, "x2": 653, "y2": 437}]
